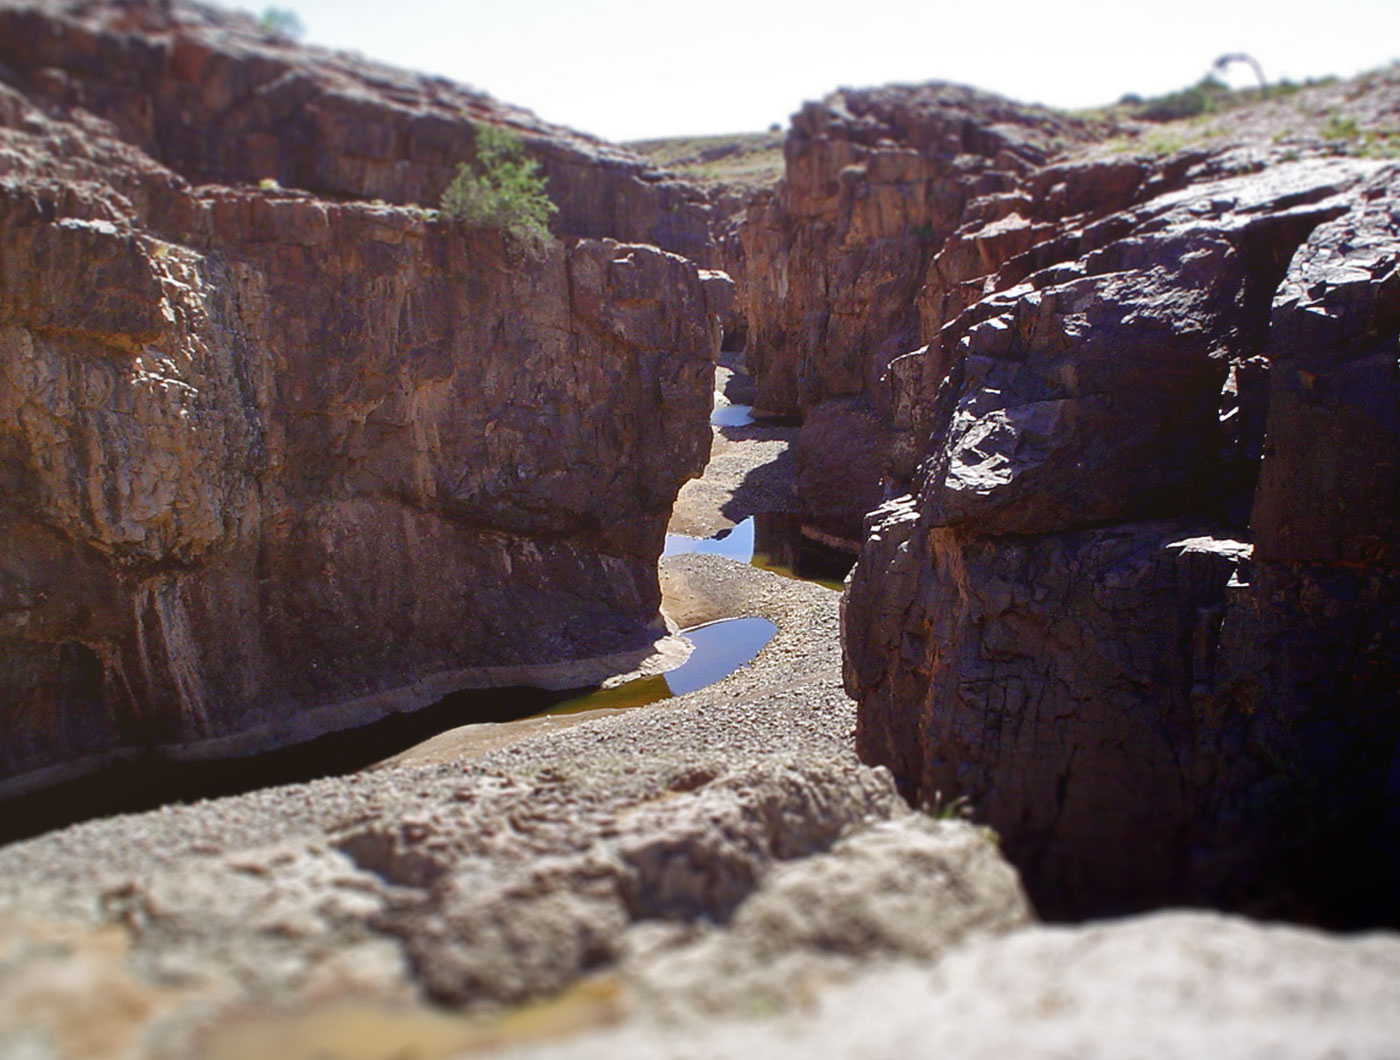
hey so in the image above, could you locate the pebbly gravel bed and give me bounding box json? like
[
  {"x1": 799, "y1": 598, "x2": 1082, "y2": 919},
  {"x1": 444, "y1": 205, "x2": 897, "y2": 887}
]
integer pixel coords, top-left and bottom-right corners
[
  {"x1": 0, "y1": 554, "x2": 854, "y2": 888},
  {"x1": 0, "y1": 553, "x2": 926, "y2": 1060}
]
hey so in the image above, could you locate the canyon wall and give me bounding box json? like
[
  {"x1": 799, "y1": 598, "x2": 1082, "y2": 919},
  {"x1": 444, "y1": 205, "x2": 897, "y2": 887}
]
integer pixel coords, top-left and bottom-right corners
[
  {"x1": 741, "y1": 84, "x2": 1084, "y2": 540},
  {"x1": 0, "y1": 0, "x2": 715, "y2": 261},
  {"x1": 0, "y1": 3, "x2": 729, "y2": 796},
  {"x1": 843, "y1": 148, "x2": 1400, "y2": 923}
]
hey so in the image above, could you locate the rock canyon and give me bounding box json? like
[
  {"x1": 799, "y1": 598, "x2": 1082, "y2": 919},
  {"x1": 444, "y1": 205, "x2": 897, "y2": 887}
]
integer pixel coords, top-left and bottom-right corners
[{"x1": 1, "y1": 2, "x2": 1398, "y2": 1058}]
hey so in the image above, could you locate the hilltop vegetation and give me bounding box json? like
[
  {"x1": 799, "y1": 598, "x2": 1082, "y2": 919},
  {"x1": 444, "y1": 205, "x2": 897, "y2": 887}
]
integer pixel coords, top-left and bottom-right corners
[{"x1": 626, "y1": 130, "x2": 785, "y2": 188}]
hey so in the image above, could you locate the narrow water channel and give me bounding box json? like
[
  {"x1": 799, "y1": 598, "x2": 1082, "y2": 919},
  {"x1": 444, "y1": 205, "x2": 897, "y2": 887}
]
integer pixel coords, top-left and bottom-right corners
[{"x1": 664, "y1": 513, "x2": 856, "y2": 588}]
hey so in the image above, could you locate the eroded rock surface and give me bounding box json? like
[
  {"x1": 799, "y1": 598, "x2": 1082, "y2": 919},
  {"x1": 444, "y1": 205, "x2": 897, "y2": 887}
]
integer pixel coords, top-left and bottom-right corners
[
  {"x1": 494, "y1": 911, "x2": 1400, "y2": 1060},
  {"x1": 0, "y1": 553, "x2": 1033, "y2": 1059},
  {"x1": 743, "y1": 83, "x2": 1083, "y2": 418},
  {"x1": 844, "y1": 153, "x2": 1400, "y2": 921},
  {"x1": 741, "y1": 83, "x2": 1085, "y2": 537},
  {"x1": 0, "y1": 0, "x2": 715, "y2": 260},
  {"x1": 0, "y1": 11, "x2": 729, "y2": 794}
]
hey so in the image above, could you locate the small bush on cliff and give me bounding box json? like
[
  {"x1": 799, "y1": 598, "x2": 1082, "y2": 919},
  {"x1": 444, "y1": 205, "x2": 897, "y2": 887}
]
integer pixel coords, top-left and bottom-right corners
[
  {"x1": 257, "y1": 6, "x2": 304, "y2": 38},
  {"x1": 440, "y1": 124, "x2": 558, "y2": 259}
]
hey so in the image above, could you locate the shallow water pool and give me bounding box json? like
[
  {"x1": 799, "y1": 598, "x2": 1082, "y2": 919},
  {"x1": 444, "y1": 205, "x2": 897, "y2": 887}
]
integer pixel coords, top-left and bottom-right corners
[
  {"x1": 539, "y1": 615, "x2": 777, "y2": 715},
  {"x1": 710, "y1": 403, "x2": 756, "y2": 428}
]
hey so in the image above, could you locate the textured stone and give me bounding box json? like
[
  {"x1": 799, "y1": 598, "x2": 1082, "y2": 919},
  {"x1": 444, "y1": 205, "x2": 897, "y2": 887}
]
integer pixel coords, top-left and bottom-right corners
[
  {"x1": 0, "y1": 37, "x2": 728, "y2": 794},
  {"x1": 0, "y1": 740, "x2": 973, "y2": 1052},
  {"x1": 737, "y1": 83, "x2": 1085, "y2": 542},
  {"x1": 0, "y1": 0, "x2": 716, "y2": 261},
  {"x1": 493, "y1": 912, "x2": 1400, "y2": 1060},
  {"x1": 742, "y1": 83, "x2": 1083, "y2": 421},
  {"x1": 844, "y1": 155, "x2": 1400, "y2": 921},
  {"x1": 622, "y1": 813, "x2": 1030, "y2": 1018},
  {"x1": 792, "y1": 397, "x2": 884, "y2": 546}
]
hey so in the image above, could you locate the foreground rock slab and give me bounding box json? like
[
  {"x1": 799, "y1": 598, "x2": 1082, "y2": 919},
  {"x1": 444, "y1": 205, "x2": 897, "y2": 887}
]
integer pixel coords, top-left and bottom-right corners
[
  {"x1": 0, "y1": 558, "x2": 1033, "y2": 1059},
  {"x1": 493, "y1": 912, "x2": 1400, "y2": 1060}
]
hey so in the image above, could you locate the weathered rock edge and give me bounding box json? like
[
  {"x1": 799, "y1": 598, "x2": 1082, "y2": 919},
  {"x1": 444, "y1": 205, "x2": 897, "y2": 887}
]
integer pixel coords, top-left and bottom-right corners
[
  {"x1": 844, "y1": 152, "x2": 1400, "y2": 923},
  {"x1": 0, "y1": 555, "x2": 1031, "y2": 1058},
  {"x1": 0, "y1": 47, "x2": 730, "y2": 794},
  {"x1": 491, "y1": 910, "x2": 1400, "y2": 1060},
  {"x1": 0, "y1": 0, "x2": 717, "y2": 261}
]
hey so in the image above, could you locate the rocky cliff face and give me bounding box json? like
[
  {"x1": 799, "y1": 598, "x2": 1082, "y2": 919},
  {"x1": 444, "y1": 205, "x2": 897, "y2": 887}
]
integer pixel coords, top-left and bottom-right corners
[
  {"x1": 0, "y1": 6, "x2": 729, "y2": 796},
  {"x1": 0, "y1": 0, "x2": 715, "y2": 261},
  {"x1": 741, "y1": 83, "x2": 1085, "y2": 541},
  {"x1": 843, "y1": 148, "x2": 1400, "y2": 922}
]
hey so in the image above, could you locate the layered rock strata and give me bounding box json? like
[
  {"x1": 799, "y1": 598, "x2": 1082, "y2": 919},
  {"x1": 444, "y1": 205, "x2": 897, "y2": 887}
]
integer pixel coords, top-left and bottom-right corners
[
  {"x1": 844, "y1": 153, "x2": 1400, "y2": 922},
  {"x1": 0, "y1": 31, "x2": 728, "y2": 794},
  {"x1": 741, "y1": 83, "x2": 1085, "y2": 540},
  {"x1": 0, "y1": 0, "x2": 715, "y2": 261}
]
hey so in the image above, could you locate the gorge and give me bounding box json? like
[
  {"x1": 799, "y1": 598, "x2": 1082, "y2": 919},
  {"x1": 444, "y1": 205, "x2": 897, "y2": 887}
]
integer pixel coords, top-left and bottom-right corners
[{"x1": 1, "y1": 1, "x2": 1399, "y2": 1057}]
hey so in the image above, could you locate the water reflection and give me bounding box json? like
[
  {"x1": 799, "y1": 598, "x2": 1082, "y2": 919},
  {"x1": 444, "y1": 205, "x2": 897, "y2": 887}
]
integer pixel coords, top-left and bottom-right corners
[
  {"x1": 664, "y1": 617, "x2": 776, "y2": 695},
  {"x1": 710, "y1": 403, "x2": 756, "y2": 428},
  {"x1": 539, "y1": 616, "x2": 777, "y2": 715},
  {"x1": 1, "y1": 616, "x2": 781, "y2": 843},
  {"x1": 663, "y1": 514, "x2": 855, "y2": 587},
  {"x1": 663, "y1": 517, "x2": 754, "y2": 561}
]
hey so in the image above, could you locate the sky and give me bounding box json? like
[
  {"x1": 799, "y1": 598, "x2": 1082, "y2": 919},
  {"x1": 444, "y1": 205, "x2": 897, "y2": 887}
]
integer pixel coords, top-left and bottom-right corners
[{"x1": 259, "y1": 1, "x2": 1400, "y2": 143}]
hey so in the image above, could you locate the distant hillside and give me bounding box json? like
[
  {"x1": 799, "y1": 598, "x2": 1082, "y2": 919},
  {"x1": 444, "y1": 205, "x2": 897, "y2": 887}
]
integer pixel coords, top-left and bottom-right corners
[{"x1": 626, "y1": 131, "x2": 785, "y2": 189}]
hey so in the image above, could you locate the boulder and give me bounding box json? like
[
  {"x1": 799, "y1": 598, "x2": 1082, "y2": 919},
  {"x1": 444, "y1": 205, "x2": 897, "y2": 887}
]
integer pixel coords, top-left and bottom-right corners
[
  {"x1": 739, "y1": 83, "x2": 1095, "y2": 540},
  {"x1": 742, "y1": 83, "x2": 1084, "y2": 421}
]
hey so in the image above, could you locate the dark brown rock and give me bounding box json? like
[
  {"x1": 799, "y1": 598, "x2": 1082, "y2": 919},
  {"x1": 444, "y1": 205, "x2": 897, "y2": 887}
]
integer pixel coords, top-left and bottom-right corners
[
  {"x1": 1252, "y1": 179, "x2": 1400, "y2": 566},
  {"x1": 1193, "y1": 173, "x2": 1400, "y2": 923},
  {"x1": 0, "y1": 45, "x2": 728, "y2": 795},
  {"x1": 739, "y1": 83, "x2": 1085, "y2": 539},
  {"x1": 844, "y1": 155, "x2": 1400, "y2": 922},
  {"x1": 742, "y1": 83, "x2": 1083, "y2": 420},
  {"x1": 0, "y1": 0, "x2": 715, "y2": 262},
  {"x1": 793, "y1": 397, "x2": 883, "y2": 547}
]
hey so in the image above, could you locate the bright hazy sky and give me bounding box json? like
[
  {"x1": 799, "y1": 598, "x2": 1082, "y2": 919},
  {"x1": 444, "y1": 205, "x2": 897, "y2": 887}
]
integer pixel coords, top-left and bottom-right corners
[{"x1": 262, "y1": 1, "x2": 1400, "y2": 142}]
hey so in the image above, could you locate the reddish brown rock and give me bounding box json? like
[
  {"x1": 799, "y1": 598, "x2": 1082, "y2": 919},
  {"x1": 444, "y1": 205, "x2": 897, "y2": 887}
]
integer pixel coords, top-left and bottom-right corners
[
  {"x1": 740, "y1": 84, "x2": 1086, "y2": 542},
  {"x1": 0, "y1": 0, "x2": 715, "y2": 262},
  {"x1": 0, "y1": 39, "x2": 728, "y2": 795},
  {"x1": 844, "y1": 154, "x2": 1400, "y2": 922},
  {"x1": 742, "y1": 83, "x2": 1082, "y2": 420}
]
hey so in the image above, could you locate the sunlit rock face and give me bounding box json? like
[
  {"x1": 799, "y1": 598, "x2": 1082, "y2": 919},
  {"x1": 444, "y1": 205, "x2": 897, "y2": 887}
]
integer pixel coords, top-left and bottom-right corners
[
  {"x1": 740, "y1": 82, "x2": 1085, "y2": 537},
  {"x1": 0, "y1": 4, "x2": 730, "y2": 795},
  {"x1": 0, "y1": 0, "x2": 717, "y2": 260},
  {"x1": 843, "y1": 152, "x2": 1400, "y2": 924}
]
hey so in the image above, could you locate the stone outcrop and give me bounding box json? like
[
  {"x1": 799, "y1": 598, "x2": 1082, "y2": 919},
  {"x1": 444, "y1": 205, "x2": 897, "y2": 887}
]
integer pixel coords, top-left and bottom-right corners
[
  {"x1": 0, "y1": 583, "x2": 1029, "y2": 1058},
  {"x1": 626, "y1": 131, "x2": 787, "y2": 352},
  {"x1": 496, "y1": 911, "x2": 1400, "y2": 1060},
  {"x1": 0, "y1": 0, "x2": 715, "y2": 261},
  {"x1": 843, "y1": 151, "x2": 1400, "y2": 922},
  {"x1": 740, "y1": 83, "x2": 1086, "y2": 539},
  {"x1": 0, "y1": 7, "x2": 730, "y2": 795}
]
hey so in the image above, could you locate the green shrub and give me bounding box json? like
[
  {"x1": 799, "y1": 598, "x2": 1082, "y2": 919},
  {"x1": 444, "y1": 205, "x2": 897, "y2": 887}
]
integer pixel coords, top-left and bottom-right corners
[
  {"x1": 1320, "y1": 112, "x2": 1362, "y2": 141},
  {"x1": 1131, "y1": 76, "x2": 1231, "y2": 122},
  {"x1": 440, "y1": 124, "x2": 558, "y2": 258},
  {"x1": 258, "y1": 6, "x2": 304, "y2": 38}
]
